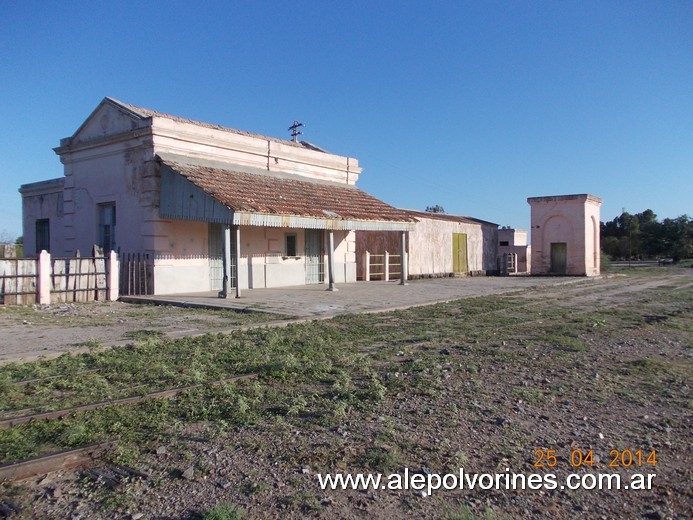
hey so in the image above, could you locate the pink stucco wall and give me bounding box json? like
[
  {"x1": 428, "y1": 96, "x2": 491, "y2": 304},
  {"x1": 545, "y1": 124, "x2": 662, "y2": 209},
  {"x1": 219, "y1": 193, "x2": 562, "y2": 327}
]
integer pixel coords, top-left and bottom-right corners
[
  {"x1": 150, "y1": 222, "x2": 355, "y2": 294},
  {"x1": 23, "y1": 99, "x2": 364, "y2": 294},
  {"x1": 58, "y1": 143, "x2": 158, "y2": 257},
  {"x1": 498, "y1": 229, "x2": 530, "y2": 273},
  {"x1": 528, "y1": 194, "x2": 602, "y2": 276},
  {"x1": 20, "y1": 180, "x2": 65, "y2": 257}
]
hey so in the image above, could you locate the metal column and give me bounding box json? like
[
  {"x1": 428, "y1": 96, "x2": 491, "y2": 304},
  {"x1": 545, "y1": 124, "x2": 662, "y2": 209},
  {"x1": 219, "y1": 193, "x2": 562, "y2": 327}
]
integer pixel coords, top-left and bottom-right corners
[
  {"x1": 235, "y1": 225, "x2": 241, "y2": 298},
  {"x1": 327, "y1": 230, "x2": 338, "y2": 291},
  {"x1": 219, "y1": 224, "x2": 232, "y2": 298},
  {"x1": 399, "y1": 231, "x2": 408, "y2": 285}
]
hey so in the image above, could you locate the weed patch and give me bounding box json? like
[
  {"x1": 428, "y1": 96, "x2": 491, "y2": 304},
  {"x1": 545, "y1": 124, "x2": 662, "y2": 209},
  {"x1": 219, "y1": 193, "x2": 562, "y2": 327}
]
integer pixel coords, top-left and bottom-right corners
[
  {"x1": 122, "y1": 329, "x2": 165, "y2": 341},
  {"x1": 202, "y1": 500, "x2": 245, "y2": 520}
]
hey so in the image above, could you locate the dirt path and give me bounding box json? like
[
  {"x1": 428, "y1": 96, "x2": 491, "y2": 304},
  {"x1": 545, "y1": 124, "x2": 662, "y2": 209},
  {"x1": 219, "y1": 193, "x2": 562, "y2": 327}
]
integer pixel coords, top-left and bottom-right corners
[
  {"x1": 0, "y1": 302, "x2": 286, "y2": 365},
  {"x1": 1, "y1": 275, "x2": 598, "y2": 365}
]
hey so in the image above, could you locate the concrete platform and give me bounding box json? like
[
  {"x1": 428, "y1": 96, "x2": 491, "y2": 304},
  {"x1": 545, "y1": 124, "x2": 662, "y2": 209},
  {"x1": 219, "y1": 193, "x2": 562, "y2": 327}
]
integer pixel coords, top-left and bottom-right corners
[{"x1": 121, "y1": 276, "x2": 592, "y2": 319}]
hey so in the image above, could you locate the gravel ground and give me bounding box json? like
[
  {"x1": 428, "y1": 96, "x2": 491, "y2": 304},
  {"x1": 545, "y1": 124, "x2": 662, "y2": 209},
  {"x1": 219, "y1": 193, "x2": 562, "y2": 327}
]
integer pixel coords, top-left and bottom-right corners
[{"x1": 1, "y1": 268, "x2": 691, "y2": 519}]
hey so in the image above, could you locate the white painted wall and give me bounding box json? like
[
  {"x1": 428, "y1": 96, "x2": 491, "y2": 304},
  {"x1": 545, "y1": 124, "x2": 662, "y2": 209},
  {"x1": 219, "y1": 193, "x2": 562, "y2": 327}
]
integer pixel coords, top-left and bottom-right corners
[
  {"x1": 150, "y1": 225, "x2": 355, "y2": 294},
  {"x1": 408, "y1": 217, "x2": 488, "y2": 275},
  {"x1": 153, "y1": 257, "x2": 211, "y2": 294},
  {"x1": 151, "y1": 117, "x2": 361, "y2": 185},
  {"x1": 355, "y1": 220, "x2": 497, "y2": 280}
]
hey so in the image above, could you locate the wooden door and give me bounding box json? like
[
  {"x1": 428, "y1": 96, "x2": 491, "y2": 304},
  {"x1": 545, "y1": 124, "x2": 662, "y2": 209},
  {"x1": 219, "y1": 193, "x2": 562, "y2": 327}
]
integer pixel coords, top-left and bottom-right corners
[
  {"x1": 550, "y1": 242, "x2": 567, "y2": 274},
  {"x1": 452, "y1": 233, "x2": 468, "y2": 274}
]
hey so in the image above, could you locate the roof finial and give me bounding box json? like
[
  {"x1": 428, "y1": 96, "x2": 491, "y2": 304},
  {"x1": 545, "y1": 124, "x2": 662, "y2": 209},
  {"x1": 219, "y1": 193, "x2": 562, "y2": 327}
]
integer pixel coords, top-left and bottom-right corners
[{"x1": 288, "y1": 121, "x2": 304, "y2": 143}]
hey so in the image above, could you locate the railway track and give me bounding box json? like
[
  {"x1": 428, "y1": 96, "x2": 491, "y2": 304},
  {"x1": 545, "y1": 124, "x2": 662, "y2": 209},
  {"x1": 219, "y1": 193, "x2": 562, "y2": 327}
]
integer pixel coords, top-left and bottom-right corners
[
  {"x1": 0, "y1": 373, "x2": 257, "y2": 429},
  {"x1": 0, "y1": 373, "x2": 257, "y2": 484}
]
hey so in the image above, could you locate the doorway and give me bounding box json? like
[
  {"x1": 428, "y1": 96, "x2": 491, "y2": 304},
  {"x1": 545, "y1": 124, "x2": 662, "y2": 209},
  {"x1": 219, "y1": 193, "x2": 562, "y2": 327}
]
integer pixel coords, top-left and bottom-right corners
[
  {"x1": 305, "y1": 229, "x2": 324, "y2": 284},
  {"x1": 452, "y1": 233, "x2": 468, "y2": 274},
  {"x1": 209, "y1": 224, "x2": 236, "y2": 289},
  {"x1": 550, "y1": 242, "x2": 567, "y2": 274}
]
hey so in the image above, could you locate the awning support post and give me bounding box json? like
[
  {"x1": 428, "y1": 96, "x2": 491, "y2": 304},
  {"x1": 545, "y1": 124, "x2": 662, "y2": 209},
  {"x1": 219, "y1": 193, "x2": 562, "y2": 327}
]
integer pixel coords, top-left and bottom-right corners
[
  {"x1": 235, "y1": 225, "x2": 241, "y2": 298},
  {"x1": 399, "y1": 231, "x2": 408, "y2": 285},
  {"x1": 327, "y1": 230, "x2": 338, "y2": 291},
  {"x1": 219, "y1": 224, "x2": 232, "y2": 298}
]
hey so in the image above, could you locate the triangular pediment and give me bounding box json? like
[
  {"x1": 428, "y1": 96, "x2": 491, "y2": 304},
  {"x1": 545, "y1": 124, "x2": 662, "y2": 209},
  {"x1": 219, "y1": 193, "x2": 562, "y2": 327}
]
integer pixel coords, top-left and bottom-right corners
[{"x1": 69, "y1": 97, "x2": 151, "y2": 144}]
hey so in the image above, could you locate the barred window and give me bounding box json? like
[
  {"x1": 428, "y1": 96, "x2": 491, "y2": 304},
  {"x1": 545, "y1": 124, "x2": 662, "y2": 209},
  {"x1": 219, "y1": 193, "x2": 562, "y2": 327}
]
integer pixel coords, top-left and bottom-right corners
[
  {"x1": 98, "y1": 203, "x2": 116, "y2": 252},
  {"x1": 285, "y1": 233, "x2": 297, "y2": 257},
  {"x1": 36, "y1": 219, "x2": 50, "y2": 254}
]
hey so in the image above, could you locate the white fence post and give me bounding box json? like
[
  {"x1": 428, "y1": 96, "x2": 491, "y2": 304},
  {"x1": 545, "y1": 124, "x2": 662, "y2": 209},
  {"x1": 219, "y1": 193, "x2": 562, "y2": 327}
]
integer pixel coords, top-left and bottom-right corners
[
  {"x1": 107, "y1": 250, "x2": 119, "y2": 301},
  {"x1": 384, "y1": 251, "x2": 390, "y2": 281},
  {"x1": 37, "y1": 250, "x2": 51, "y2": 305},
  {"x1": 364, "y1": 251, "x2": 371, "y2": 281}
]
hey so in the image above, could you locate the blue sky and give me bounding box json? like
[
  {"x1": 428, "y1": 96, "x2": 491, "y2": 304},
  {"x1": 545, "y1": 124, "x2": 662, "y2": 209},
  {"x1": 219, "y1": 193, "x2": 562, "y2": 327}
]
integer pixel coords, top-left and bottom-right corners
[{"x1": 1, "y1": 0, "x2": 691, "y2": 240}]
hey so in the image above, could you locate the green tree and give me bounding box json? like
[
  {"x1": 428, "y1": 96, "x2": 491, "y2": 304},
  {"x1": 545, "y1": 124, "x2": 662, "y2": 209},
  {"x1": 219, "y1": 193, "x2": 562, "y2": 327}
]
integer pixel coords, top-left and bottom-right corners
[
  {"x1": 602, "y1": 210, "x2": 692, "y2": 261},
  {"x1": 601, "y1": 235, "x2": 620, "y2": 259},
  {"x1": 637, "y1": 210, "x2": 665, "y2": 257},
  {"x1": 614, "y1": 212, "x2": 640, "y2": 259},
  {"x1": 14, "y1": 236, "x2": 23, "y2": 258},
  {"x1": 425, "y1": 204, "x2": 445, "y2": 214},
  {"x1": 663, "y1": 215, "x2": 693, "y2": 261}
]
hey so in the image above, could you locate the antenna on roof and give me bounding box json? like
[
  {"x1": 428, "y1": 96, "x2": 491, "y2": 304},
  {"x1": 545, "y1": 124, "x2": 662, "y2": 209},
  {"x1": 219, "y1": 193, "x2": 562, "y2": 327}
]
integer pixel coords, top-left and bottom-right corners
[{"x1": 288, "y1": 121, "x2": 304, "y2": 143}]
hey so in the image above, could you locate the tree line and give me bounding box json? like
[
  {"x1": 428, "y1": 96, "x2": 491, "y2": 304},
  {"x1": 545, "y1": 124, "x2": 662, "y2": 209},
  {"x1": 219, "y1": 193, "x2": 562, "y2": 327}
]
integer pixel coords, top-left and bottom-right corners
[{"x1": 601, "y1": 210, "x2": 692, "y2": 261}]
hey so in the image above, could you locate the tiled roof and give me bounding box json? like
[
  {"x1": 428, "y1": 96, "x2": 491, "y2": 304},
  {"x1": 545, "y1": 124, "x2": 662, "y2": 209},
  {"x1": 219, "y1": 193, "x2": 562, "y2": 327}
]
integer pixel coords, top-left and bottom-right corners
[
  {"x1": 162, "y1": 160, "x2": 415, "y2": 224},
  {"x1": 105, "y1": 97, "x2": 311, "y2": 150},
  {"x1": 404, "y1": 209, "x2": 498, "y2": 227}
]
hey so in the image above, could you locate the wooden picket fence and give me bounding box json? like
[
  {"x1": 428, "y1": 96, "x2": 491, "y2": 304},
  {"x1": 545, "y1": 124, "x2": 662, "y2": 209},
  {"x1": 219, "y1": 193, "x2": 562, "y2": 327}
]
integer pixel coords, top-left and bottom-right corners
[
  {"x1": 50, "y1": 255, "x2": 108, "y2": 303},
  {"x1": 0, "y1": 258, "x2": 37, "y2": 305},
  {"x1": 0, "y1": 248, "x2": 115, "y2": 305}
]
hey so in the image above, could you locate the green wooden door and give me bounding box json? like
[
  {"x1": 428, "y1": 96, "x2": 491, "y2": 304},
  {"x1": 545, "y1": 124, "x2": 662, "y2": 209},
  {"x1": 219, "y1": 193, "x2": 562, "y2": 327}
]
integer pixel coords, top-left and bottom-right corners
[
  {"x1": 452, "y1": 233, "x2": 468, "y2": 274},
  {"x1": 550, "y1": 242, "x2": 567, "y2": 274}
]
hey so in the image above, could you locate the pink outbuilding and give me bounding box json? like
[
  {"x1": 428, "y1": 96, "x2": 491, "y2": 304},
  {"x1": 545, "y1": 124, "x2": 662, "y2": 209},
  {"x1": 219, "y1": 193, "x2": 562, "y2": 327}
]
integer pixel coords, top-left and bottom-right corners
[{"x1": 527, "y1": 194, "x2": 602, "y2": 276}]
